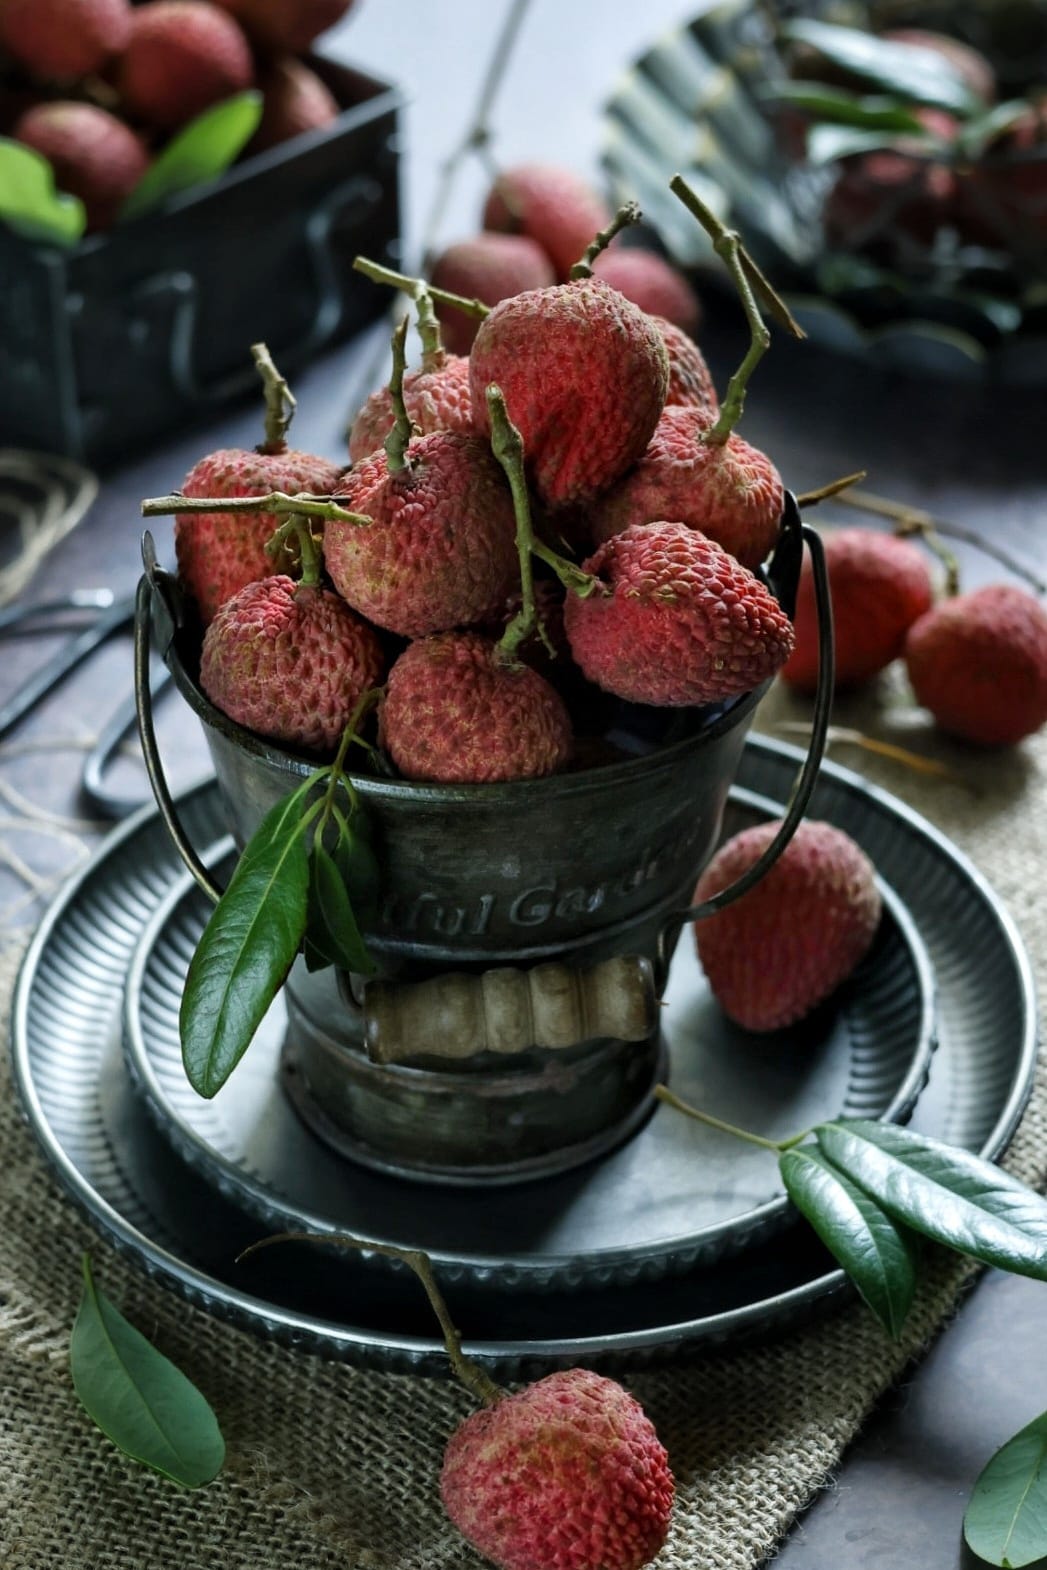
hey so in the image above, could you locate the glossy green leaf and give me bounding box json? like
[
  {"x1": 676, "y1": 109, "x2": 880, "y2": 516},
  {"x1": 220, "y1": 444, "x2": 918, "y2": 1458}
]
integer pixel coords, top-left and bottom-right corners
[
  {"x1": 334, "y1": 805, "x2": 381, "y2": 924},
  {"x1": 816, "y1": 1120, "x2": 1047, "y2": 1279},
  {"x1": 180, "y1": 787, "x2": 309, "y2": 1097},
  {"x1": 780, "y1": 1145, "x2": 920, "y2": 1338},
  {"x1": 806, "y1": 123, "x2": 937, "y2": 165},
  {"x1": 782, "y1": 19, "x2": 981, "y2": 116},
  {"x1": 70, "y1": 1255, "x2": 224, "y2": 1487},
  {"x1": 959, "y1": 99, "x2": 1034, "y2": 159},
  {"x1": 120, "y1": 91, "x2": 262, "y2": 220},
  {"x1": 763, "y1": 81, "x2": 926, "y2": 132},
  {"x1": 305, "y1": 841, "x2": 377, "y2": 977},
  {"x1": 0, "y1": 139, "x2": 86, "y2": 246},
  {"x1": 965, "y1": 1409, "x2": 1047, "y2": 1567}
]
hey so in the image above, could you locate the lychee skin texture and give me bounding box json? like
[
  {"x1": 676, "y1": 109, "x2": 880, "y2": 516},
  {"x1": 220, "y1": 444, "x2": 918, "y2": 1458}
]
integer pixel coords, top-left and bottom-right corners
[
  {"x1": 483, "y1": 163, "x2": 612, "y2": 281},
  {"x1": 470, "y1": 277, "x2": 669, "y2": 511},
  {"x1": 782, "y1": 528, "x2": 935, "y2": 693},
  {"x1": 588, "y1": 407, "x2": 783, "y2": 571},
  {"x1": 694, "y1": 820, "x2": 882, "y2": 1032},
  {"x1": 380, "y1": 633, "x2": 572, "y2": 784},
  {"x1": 440, "y1": 1368, "x2": 674, "y2": 1570},
  {"x1": 213, "y1": 0, "x2": 354, "y2": 53},
  {"x1": 15, "y1": 102, "x2": 148, "y2": 231},
  {"x1": 904, "y1": 584, "x2": 1047, "y2": 747},
  {"x1": 250, "y1": 56, "x2": 339, "y2": 153},
  {"x1": 654, "y1": 317, "x2": 718, "y2": 415},
  {"x1": 430, "y1": 232, "x2": 557, "y2": 355},
  {"x1": 120, "y1": 2, "x2": 254, "y2": 130},
  {"x1": 327, "y1": 433, "x2": 519, "y2": 638},
  {"x1": 177, "y1": 447, "x2": 343, "y2": 625},
  {"x1": 0, "y1": 0, "x2": 130, "y2": 80},
  {"x1": 592, "y1": 247, "x2": 701, "y2": 335},
  {"x1": 348, "y1": 354, "x2": 475, "y2": 466},
  {"x1": 200, "y1": 576, "x2": 386, "y2": 756},
  {"x1": 564, "y1": 522, "x2": 795, "y2": 707}
]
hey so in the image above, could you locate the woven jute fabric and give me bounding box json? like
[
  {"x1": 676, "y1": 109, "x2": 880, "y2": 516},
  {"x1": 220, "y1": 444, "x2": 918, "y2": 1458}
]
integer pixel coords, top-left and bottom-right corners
[{"x1": 2, "y1": 676, "x2": 1045, "y2": 1570}]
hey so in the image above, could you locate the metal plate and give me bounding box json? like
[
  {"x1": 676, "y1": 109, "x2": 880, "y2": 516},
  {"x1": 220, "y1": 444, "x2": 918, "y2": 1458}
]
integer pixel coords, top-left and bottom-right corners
[
  {"x1": 11, "y1": 738, "x2": 1038, "y2": 1375},
  {"x1": 121, "y1": 825, "x2": 935, "y2": 1291}
]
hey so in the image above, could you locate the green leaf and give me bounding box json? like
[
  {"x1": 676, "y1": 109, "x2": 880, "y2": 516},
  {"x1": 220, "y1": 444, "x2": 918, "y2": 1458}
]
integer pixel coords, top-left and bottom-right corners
[
  {"x1": 763, "y1": 81, "x2": 926, "y2": 132},
  {"x1": 806, "y1": 123, "x2": 937, "y2": 165},
  {"x1": 816, "y1": 1120, "x2": 1047, "y2": 1280},
  {"x1": 180, "y1": 787, "x2": 310, "y2": 1097},
  {"x1": 334, "y1": 805, "x2": 381, "y2": 924},
  {"x1": 0, "y1": 138, "x2": 86, "y2": 246},
  {"x1": 120, "y1": 91, "x2": 263, "y2": 220},
  {"x1": 70, "y1": 1255, "x2": 224, "y2": 1488},
  {"x1": 305, "y1": 841, "x2": 377, "y2": 977},
  {"x1": 780, "y1": 1145, "x2": 920, "y2": 1338},
  {"x1": 965, "y1": 1409, "x2": 1047, "y2": 1568},
  {"x1": 959, "y1": 99, "x2": 1035, "y2": 159},
  {"x1": 781, "y1": 19, "x2": 982, "y2": 116}
]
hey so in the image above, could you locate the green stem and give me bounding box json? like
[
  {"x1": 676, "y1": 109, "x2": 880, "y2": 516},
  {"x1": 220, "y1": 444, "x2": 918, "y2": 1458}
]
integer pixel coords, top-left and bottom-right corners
[
  {"x1": 413, "y1": 282, "x2": 445, "y2": 368},
  {"x1": 795, "y1": 471, "x2": 868, "y2": 509},
  {"x1": 317, "y1": 690, "x2": 382, "y2": 830},
  {"x1": 141, "y1": 492, "x2": 372, "y2": 527},
  {"x1": 251, "y1": 342, "x2": 296, "y2": 454},
  {"x1": 237, "y1": 1232, "x2": 503, "y2": 1408},
  {"x1": 353, "y1": 255, "x2": 490, "y2": 321},
  {"x1": 669, "y1": 174, "x2": 805, "y2": 338},
  {"x1": 384, "y1": 316, "x2": 413, "y2": 475},
  {"x1": 568, "y1": 200, "x2": 643, "y2": 279},
  {"x1": 264, "y1": 514, "x2": 322, "y2": 586},
  {"x1": 655, "y1": 1085, "x2": 807, "y2": 1152}
]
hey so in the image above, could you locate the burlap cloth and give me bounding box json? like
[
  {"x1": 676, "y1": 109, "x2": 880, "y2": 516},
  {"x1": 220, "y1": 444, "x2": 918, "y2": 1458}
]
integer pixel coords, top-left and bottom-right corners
[{"x1": 2, "y1": 673, "x2": 1045, "y2": 1570}]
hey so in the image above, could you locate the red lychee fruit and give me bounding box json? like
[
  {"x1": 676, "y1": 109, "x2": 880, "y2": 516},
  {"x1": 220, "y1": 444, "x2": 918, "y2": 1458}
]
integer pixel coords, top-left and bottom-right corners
[
  {"x1": 177, "y1": 447, "x2": 343, "y2": 624},
  {"x1": 592, "y1": 246, "x2": 701, "y2": 334},
  {"x1": 694, "y1": 819, "x2": 882, "y2": 1032},
  {"x1": 883, "y1": 28, "x2": 996, "y2": 104},
  {"x1": 483, "y1": 163, "x2": 612, "y2": 280},
  {"x1": 904, "y1": 583, "x2": 1047, "y2": 746},
  {"x1": 347, "y1": 352, "x2": 475, "y2": 466},
  {"x1": 326, "y1": 432, "x2": 518, "y2": 638},
  {"x1": 564, "y1": 522, "x2": 795, "y2": 707},
  {"x1": 469, "y1": 277, "x2": 669, "y2": 511},
  {"x1": 587, "y1": 407, "x2": 782, "y2": 570},
  {"x1": 250, "y1": 56, "x2": 339, "y2": 154},
  {"x1": 15, "y1": 102, "x2": 148, "y2": 231},
  {"x1": 0, "y1": 0, "x2": 131, "y2": 80},
  {"x1": 119, "y1": 1, "x2": 254, "y2": 131},
  {"x1": 655, "y1": 316, "x2": 718, "y2": 415},
  {"x1": 379, "y1": 632, "x2": 572, "y2": 784},
  {"x1": 782, "y1": 528, "x2": 935, "y2": 693},
  {"x1": 441, "y1": 1368, "x2": 673, "y2": 1570},
  {"x1": 429, "y1": 232, "x2": 557, "y2": 355},
  {"x1": 212, "y1": 0, "x2": 354, "y2": 53},
  {"x1": 200, "y1": 575, "x2": 385, "y2": 755},
  {"x1": 823, "y1": 109, "x2": 958, "y2": 252}
]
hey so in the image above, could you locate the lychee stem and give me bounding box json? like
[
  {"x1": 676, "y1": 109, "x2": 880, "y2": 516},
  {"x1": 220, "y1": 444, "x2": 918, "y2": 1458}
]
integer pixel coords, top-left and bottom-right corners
[
  {"x1": 264, "y1": 513, "x2": 322, "y2": 587},
  {"x1": 237, "y1": 1231, "x2": 504, "y2": 1408},
  {"x1": 251, "y1": 342, "x2": 296, "y2": 455},
  {"x1": 141, "y1": 492, "x2": 372, "y2": 527},
  {"x1": 655, "y1": 1086, "x2": 809, "y2": 1152},
  {"x1": 485, "y1": 384, "x2": 596, "y2": 662},
  {"x1": 568, "y1": 200, "x2": 643, "y2": 279},
  {"x1": 353, "y1": 255, "x2": 490, "y2": 322},
  {"x1": 384, "y1": 316, "x2": 414, "y2": 476},
  {"x1": 773, "y1": 721, "x2": 961, "y2": 782},
  {"x1": 412, "y1": 282, "x2": 446, "y2": 368},
  {"x1": 795, "y1": 471, "x2": 868, "y2": 508}
]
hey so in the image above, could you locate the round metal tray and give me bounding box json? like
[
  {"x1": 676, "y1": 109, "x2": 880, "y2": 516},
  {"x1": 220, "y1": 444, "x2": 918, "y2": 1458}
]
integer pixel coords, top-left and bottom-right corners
[
  {"x1": 11, "y1": 738, "x2": 1038, "y2": 1375},
  {"x1": 120, "y1": 814, "x2": 936, "y2": 1291}
]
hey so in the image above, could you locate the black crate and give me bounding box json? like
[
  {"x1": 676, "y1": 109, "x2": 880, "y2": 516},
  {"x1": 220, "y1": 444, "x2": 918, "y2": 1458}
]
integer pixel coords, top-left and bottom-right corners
[{"x1": 0, "y1": 57, "x2": 403, "y2": 466}]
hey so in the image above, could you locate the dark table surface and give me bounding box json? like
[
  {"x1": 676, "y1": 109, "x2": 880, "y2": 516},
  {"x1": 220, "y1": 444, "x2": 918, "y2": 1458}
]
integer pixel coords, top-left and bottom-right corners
[{"x1": 3, "y1": 3, "x2": 1047, "y2": 1567}]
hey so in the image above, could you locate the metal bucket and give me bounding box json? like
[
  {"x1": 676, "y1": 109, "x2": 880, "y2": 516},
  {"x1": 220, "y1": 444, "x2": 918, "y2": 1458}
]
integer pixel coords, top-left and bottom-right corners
[{"x1": 136, "y1": 496, "x2": 832, "y2": 1183}]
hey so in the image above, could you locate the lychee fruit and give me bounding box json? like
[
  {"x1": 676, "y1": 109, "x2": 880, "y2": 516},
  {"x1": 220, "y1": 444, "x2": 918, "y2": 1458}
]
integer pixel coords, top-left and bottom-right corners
[
  {"x1": 655, "y1": 316, "x2": 718, "y2": 415},
  {"x1": 200, "y1": 575, "x2": 385, "y2": 755},
  {"x1": 177, "y1": 446, "x2": 343, "y2": 624},
  {"x1": 782, "y1": 528, "x2": 935, "y2": 693},
  {"x1": 587, "y1": 406, "x2": 782, "y2": 570},
  {"x1": 441, "y1": 1368, "x2": 674, "y2": 1570},
  {"x1": 250, "y1": 56, "x2": 339, "y2": 154},
  {"x1": 693, "y1": 819, "x2": 882, "y2": 1031},
  {"x1": 0, "y1": 0, "x2": 131, "y2": 81},
  {"x1": 592, "y1": 246, "x2": 702, "y2": 334},
  {"x1": 379, "y1": 632, "x2": 573, "y2": 784},
  {"x1": 119, "y1": 1, "x2": 254, "y2": 131},
  {"x1": 564, "y1": 522, "x2": 795, "y2": 707},
  {"x1": 327, "y1": 432, "x2": 519, "y2": 637},
  {"x1": 429, "y1": 232, "x2": 557, "y2": 355},
  {"x1": 483, "y1": 162, "x2": 613, "y2": 280},
  {"x1": 14, "y1": 102, "x2": 148, "y2": 231},
  {"x1": 904, "y1": 583, "x2": 1047, "y2": 746},
  {"x1": 823, "y1": 109, "x2": 958, "y2": 252},
  {"x1": 469, "y1": 277, "x2": 669, "y2": 510},
  {"x1": 211, "y1": 0, "x2": 354, "y2": 53},
  {"x1": 347, "y1": 352, "x2": 475, "y2": 466}
]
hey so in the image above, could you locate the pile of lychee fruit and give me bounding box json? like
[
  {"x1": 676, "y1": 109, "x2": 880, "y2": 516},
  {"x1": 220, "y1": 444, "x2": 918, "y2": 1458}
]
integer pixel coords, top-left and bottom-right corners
[{"x1": 0, "y1": 0, "x2": 355, "y2": 232}]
